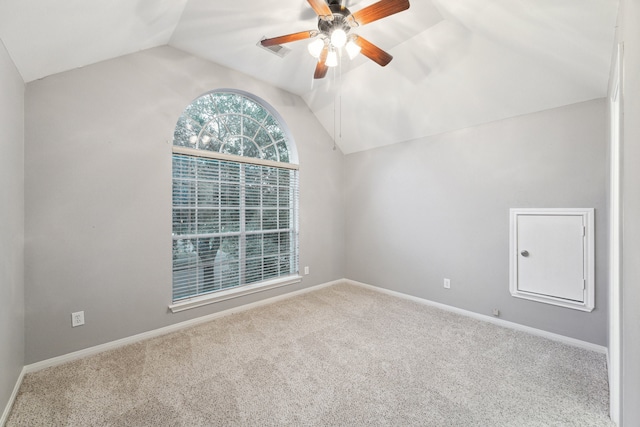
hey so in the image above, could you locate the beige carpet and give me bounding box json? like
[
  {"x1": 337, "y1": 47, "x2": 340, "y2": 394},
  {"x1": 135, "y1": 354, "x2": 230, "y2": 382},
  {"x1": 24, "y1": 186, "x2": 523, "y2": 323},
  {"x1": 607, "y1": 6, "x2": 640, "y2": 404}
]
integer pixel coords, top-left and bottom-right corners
[{"x1": 7, "y1": 283, "x2": 612, "y2": 426}]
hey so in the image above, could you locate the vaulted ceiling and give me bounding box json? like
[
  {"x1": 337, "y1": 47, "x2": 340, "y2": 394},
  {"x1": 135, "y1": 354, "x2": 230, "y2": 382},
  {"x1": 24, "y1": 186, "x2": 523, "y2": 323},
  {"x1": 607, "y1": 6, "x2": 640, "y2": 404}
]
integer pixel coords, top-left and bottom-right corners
[{"x1": 0, "y1": 0, "x2": 619, "y2": 153}]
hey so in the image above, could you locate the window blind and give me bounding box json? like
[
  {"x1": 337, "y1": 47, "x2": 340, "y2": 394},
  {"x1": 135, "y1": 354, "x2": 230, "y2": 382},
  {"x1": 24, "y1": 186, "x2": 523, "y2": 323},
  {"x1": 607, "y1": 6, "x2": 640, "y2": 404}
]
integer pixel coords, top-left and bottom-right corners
[{"x1": 172, "y1": 153, "x2": 299, "y2": 302}]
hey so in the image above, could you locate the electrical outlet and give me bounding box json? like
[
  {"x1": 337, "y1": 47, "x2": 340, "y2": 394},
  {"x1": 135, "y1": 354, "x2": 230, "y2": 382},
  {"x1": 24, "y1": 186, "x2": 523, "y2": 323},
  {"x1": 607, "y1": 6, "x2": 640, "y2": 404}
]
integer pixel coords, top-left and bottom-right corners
[
  {"x1": 492, "y1": 309, "x2": 500, "y2": 317},
  {"x1": 304, "y1": 266, "x2": 309, "y2": 275},
  {"x1": 71, "y1": 311, "x2": 85, "y2": 327},
  {"x1": 444, "y1": 278, "x2": 451, "y2": 289}
]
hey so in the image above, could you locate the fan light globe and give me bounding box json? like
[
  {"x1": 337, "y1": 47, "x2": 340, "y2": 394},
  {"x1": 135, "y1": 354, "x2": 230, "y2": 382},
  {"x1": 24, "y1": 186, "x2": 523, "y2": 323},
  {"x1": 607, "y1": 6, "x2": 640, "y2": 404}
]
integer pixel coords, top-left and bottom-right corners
[
  {"x1": 326, "y1": 50, "x2": 338, "y2": 67},
  {"x1": 307, "y1": 38, "x2": 324, "y2": 58},
  {"x1": 345, "y1": 39, "x2": 361, "y2": 59},
  {"x1": 330, "y1": 29, "x2": 347, "y2": 49}
]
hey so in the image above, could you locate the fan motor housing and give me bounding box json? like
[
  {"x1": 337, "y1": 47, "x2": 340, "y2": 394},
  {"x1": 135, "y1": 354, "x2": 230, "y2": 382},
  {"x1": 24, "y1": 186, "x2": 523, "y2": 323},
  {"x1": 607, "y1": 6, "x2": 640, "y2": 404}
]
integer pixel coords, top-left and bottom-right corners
[{"x1": 318, "y1": 4, "x2": 351, "y2": 36}]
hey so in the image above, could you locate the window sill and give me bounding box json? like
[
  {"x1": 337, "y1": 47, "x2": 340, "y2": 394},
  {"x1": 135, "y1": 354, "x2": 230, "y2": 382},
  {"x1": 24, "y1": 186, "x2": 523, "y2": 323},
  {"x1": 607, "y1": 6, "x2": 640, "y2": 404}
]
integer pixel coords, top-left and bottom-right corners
[{"x1": 169, "y1": 275, "x2": 303, "y2": 313}]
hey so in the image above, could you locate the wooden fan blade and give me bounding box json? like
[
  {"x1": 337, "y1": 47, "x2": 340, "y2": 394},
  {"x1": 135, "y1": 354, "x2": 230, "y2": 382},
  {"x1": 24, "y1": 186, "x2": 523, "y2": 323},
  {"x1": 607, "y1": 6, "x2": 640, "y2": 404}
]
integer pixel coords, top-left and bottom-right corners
[
  {"x1": 314, "y1": 46, "x2": 329, "y2": 79},
  {"x1": 353, "y1": 36, "x2": 393, "y2": 66},
  {"x1": 261, "y1": 30, "x2": 316, "y2": 47},
  {"x1": 307, "y1": 0, "x2": 333, "y2": 19},
  {"x1": 351, "y1": 0, "x2": 410, "y2": 26}
]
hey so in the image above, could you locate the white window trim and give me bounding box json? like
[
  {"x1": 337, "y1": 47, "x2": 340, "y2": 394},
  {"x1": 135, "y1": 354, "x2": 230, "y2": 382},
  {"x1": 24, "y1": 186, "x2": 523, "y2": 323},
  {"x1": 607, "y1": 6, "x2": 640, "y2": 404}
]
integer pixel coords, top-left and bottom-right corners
[
  {"x1": 173, "y1": 145, "x2": 299, "y2": 171},
  {"x1": 170, "y1": 151, "x2": 300, "y2": 308},
  {"x1": 171, "y1": 90, "x2": 300, "y2": 310},
  {"x1": 169, "y1": 274, "x2": 303, "y2": 313},
  {"x1": 171, "y1": 150, "x2": 300, "y2": 303}
]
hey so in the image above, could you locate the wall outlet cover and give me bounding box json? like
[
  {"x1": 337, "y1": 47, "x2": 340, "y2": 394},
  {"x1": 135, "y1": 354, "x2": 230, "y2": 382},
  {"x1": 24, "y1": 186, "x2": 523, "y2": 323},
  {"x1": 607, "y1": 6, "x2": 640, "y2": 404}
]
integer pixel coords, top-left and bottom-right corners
[{"x1": 72, "y1": 311, "x2": 85, "y2": 327}]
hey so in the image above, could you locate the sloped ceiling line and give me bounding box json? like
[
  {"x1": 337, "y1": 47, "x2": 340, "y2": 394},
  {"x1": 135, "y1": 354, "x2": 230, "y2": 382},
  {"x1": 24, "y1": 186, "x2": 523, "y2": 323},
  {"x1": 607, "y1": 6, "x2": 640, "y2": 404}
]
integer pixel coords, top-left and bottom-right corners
[{"x1": 0, "y1": 0, "x2": 618, "y2": 153}]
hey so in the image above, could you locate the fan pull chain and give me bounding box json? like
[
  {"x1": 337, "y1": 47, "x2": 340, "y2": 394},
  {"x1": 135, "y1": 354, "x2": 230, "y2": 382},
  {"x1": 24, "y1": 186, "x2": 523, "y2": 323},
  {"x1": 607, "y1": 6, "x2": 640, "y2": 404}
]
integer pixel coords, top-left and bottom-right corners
[
  {"x1": 332, "y1": 52, "x2": 344, "y2": 151},
  {"x1": 339, "y1": 53, "x2": 343, "y2": 148},
  {"x1": 333, "y1": 92, "x2": 337, "y2": 150},
  {"x1": 332, "y1": 62, "x2": 336, "y2": 150}
]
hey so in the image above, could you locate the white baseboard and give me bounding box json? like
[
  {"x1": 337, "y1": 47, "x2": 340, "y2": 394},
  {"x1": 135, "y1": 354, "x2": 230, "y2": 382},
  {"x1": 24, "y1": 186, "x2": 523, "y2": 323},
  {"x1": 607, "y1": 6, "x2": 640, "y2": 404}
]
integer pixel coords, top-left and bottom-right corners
[
  {"x1": 24, "y1": 279, "x2": 342, "y2": 374},
  {"x1": 345, "y1": 279, "x2": 607, "y2": 354},
  {"x1": 4, "y1": 277, "x2": 607, "y2": 424},
  {"x1": 1, "y1": 367, "x2": 26, "y2": 427},
  {"x1": 14, "y1": 276, "x2": 605, "y2": 413}
]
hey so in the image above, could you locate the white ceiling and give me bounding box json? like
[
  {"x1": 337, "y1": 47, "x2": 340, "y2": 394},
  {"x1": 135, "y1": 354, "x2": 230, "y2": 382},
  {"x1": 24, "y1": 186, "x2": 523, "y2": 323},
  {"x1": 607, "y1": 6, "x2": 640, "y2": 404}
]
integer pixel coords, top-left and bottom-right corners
[{"x1": 0, "y1": 0, "x2": 619, "y2": 154}]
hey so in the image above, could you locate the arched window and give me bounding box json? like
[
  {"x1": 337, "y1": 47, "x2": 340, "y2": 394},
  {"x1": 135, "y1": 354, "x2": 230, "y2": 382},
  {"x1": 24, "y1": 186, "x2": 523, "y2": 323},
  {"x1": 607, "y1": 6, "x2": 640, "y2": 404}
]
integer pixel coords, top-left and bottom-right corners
[{"x1": 170, "y1": 90, "x2": 299, "y2": 310}]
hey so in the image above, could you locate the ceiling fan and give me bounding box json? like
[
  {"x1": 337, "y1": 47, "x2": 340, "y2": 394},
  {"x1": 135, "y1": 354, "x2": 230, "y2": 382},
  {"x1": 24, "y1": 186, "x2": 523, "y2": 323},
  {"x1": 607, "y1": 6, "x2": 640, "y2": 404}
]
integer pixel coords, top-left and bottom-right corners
[{"x1": 261, "y1": 0, "x2": 410, "y2": 79}]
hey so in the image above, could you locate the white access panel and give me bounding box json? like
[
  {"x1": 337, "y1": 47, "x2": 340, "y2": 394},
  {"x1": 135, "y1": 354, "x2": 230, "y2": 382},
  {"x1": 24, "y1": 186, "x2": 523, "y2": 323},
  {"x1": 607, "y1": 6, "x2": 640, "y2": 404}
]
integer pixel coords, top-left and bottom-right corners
[
  {"x1": 518, "y1": 215, "x2": 585, "y2": 301},
  {"x1": 509, "y1": 208, "x2": 595, "y2": 311}
]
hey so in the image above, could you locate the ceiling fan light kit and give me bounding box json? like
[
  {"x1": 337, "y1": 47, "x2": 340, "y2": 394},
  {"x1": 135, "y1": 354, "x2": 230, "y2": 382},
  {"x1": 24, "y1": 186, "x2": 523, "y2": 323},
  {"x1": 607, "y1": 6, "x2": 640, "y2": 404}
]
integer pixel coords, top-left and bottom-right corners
[
  {"x1": 345, "y1": 37, "x2": 361, "y2": 59},
  {"x1": 330, "y1": 28, "x2": 347, "y2": 48},
  {"x1": 307, "y1": 38, "x2": 325, "y2": 57},
  {"x1": 261, "y1": 0, "x2": 410, "y2": 79}
]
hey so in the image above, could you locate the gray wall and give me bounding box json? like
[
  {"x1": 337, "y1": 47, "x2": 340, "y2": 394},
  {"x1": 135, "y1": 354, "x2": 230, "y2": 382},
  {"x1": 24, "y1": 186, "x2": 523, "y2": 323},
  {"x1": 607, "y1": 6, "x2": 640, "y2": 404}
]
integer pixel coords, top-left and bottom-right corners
[
  {"x1": 18, "y1": 38, "x2": 623, "y2": 393},
  {"x1": 345, "y1": 99, "x2": 608, "y2": 345},
  {"x1": 24, "y1": 46, "x2": 345, "y2": 364},
  {"x1": 619, "y1": 0, "x2": 640, "y2": 424},
  {"x1": 0, "y1": 39, "x2": 25, "y2": 414}
]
